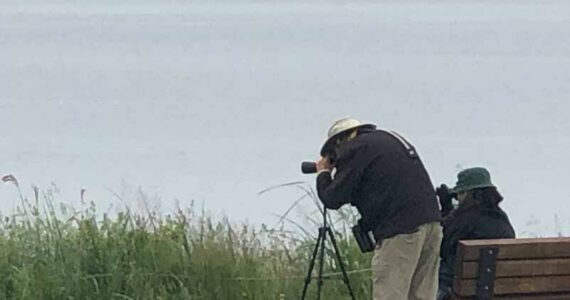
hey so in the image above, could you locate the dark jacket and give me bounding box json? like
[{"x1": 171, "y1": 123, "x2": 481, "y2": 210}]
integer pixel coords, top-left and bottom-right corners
[
  {"x1": 316, "y1": 129, "x2": 441, "y2": 241},
  {"x1": 439, "y1": 195, "x2": 515, "y2": 287}
]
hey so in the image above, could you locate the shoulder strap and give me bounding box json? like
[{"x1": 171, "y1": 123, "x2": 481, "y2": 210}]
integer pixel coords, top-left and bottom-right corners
[{"x1": 384, "y1": 130, "x2": 419, "y2": 158}]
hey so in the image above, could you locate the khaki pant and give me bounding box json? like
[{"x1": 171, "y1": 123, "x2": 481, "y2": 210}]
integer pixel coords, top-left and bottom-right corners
[{"x1": 372, "y1": 222, "x2": 443, "y2": 300}]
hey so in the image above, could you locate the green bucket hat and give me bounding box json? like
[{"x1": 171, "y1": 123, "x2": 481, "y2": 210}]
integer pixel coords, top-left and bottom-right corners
[{"x1": 451, "y1": 167, "x2": 495, "y2": 194}]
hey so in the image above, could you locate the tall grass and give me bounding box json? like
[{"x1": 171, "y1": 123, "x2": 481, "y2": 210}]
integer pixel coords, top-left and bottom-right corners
[{"x1": 0, "y1": 177, "x2": 373, "y2": 299}]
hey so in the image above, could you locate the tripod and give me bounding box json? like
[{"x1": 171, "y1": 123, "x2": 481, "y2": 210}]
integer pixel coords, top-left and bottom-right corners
[{"x1": 301, "y1": 207, "x2": 356, "y2": 300}]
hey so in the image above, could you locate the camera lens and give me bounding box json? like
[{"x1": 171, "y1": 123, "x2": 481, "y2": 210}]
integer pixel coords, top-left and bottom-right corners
[{"x1": 301, "y1": 162, "x2": 317, "y2": 174}]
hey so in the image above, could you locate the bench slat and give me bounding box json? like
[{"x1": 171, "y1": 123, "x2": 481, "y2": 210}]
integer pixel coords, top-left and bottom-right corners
[
  {"x1": 453, "y1": 276, "x2": 570, "y2": 296},
  {"x1": 459, "y1": 258, "x2": 570, "y2": 279},
  {"x1": 458, "y1": 238, "x2": 570, "y2": 261}
]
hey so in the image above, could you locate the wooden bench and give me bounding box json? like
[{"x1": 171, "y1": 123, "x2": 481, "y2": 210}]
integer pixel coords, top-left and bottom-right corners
[{"x1": 451, "y1": 237, "x2": 570, "y2": 299}]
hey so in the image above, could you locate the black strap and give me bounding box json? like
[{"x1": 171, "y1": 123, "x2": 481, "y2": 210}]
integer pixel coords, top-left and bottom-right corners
[
  {"x1": 476, "y1": 247, "x2": 499, "y2": 300},
  {"x1": 386, "y1": 130, "x2": 419, "y2": 158}
]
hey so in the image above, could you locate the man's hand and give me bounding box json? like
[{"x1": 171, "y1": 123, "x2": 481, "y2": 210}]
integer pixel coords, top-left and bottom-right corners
[
  {"x1": 316, "y1": 156, "x2": 333, "y2": 172},
  {"x1": 436, "y1": 184, "x2": 454, "y2": 217}
]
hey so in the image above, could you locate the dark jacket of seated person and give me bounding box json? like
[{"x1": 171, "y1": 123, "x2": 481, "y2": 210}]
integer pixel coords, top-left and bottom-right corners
[{"x1": 436, "y1": 167, "x2": 515, "y2": 300}]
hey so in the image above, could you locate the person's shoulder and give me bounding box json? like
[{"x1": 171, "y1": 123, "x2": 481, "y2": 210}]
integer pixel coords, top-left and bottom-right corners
[
  {"x1": 352, "y1": 129, "x2": 386, "y2": 145},
  {"x1": 480, "y1": 206, "x2": 511, "y2": 221},
  {"x1": 474, "y1": 208, "x2": 515, "y2": 238},
  {"x1": 336, "y1": 132, "x2": 378, "y2": 159}
]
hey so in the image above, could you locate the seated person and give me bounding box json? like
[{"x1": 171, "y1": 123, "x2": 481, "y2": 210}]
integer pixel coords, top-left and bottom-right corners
[{"x1": 436, "y1": 167, "x2": 515, "y2": 300}]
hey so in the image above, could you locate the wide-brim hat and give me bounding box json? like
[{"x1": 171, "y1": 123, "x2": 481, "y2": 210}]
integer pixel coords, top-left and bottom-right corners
[
  {"x1": 320, "y1": 117, "x2": 376, "y2": 156},
  {"x1": 450, "y1": 167, "x2": 496, "y2": 194}
]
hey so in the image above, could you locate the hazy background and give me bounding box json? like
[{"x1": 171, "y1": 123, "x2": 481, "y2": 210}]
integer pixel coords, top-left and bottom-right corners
[{"x1": 1, "y1": 0, "x2": 569, "y2": 236}]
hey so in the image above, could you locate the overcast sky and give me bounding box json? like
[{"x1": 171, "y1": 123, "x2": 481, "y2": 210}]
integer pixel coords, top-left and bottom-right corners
[{"x1": 1, "y1": 0, "x2": 569, "y2": 236}]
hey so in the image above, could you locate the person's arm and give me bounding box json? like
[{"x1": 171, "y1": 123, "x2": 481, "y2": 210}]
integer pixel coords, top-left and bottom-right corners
[
  {"x1": 316, "y1": 145, "x2": 371, "y2": 209},
  {"x1": 316, "y1": 171, "x2": 350, "y2": 209}
]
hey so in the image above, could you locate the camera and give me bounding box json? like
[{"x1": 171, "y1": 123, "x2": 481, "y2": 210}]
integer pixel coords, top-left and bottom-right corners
[
  {"x1": 301, "y1": 153, "x2": 336, "y2": 174},
  {"x1": 301, "y1": 161, "x2": 318, "y2": 174}
]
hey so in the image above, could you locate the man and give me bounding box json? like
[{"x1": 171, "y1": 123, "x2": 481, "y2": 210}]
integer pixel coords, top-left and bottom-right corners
[
  {"x1": 315, "y1": 117, "x2": 442, "y2": 300},
  {"x1": 436, "y1": 167, "x2": 515, "y2": 300}
]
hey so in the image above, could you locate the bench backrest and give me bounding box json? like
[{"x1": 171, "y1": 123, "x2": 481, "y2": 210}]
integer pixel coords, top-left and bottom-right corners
[{"x1": 452, "y1": 237, "x2": 570, "y2": 299}]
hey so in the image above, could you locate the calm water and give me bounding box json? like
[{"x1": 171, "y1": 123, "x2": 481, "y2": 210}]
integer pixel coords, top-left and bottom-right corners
[{"x1": 1, "y1": 0, "x2": 569, "y2": 235}]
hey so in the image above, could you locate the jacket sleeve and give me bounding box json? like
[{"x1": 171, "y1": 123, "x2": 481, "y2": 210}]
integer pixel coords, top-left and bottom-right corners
[{"x1": 316, "y1": 144, "x2": 373, "y2": 209}]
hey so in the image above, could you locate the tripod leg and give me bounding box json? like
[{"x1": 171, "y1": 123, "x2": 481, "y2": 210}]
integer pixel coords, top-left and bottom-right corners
[
  {"x1": 326, "y1": 227, "x2": 357, "y2": 300},
  {"x1": 316, "y1": 227, "x2": 326, "y2": 300},
  {"x1": 301, "y1": 228, "x2": 325, "y2": 300}
]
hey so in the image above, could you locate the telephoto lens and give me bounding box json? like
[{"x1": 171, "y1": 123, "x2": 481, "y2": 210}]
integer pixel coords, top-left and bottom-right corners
[{"x1": 301, "y1": 162, "x2": 317, "y2": 174}]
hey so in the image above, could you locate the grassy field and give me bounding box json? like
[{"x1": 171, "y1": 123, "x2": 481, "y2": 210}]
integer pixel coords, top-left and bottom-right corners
[{"x1": 0, "y1": 179, "x2": 373, "y2": 299}]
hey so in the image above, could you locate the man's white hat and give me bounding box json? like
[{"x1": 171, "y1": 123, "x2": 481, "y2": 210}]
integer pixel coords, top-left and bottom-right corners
[{"x1": 320, "y1": 117, "x2": 376, "y2": 155}]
